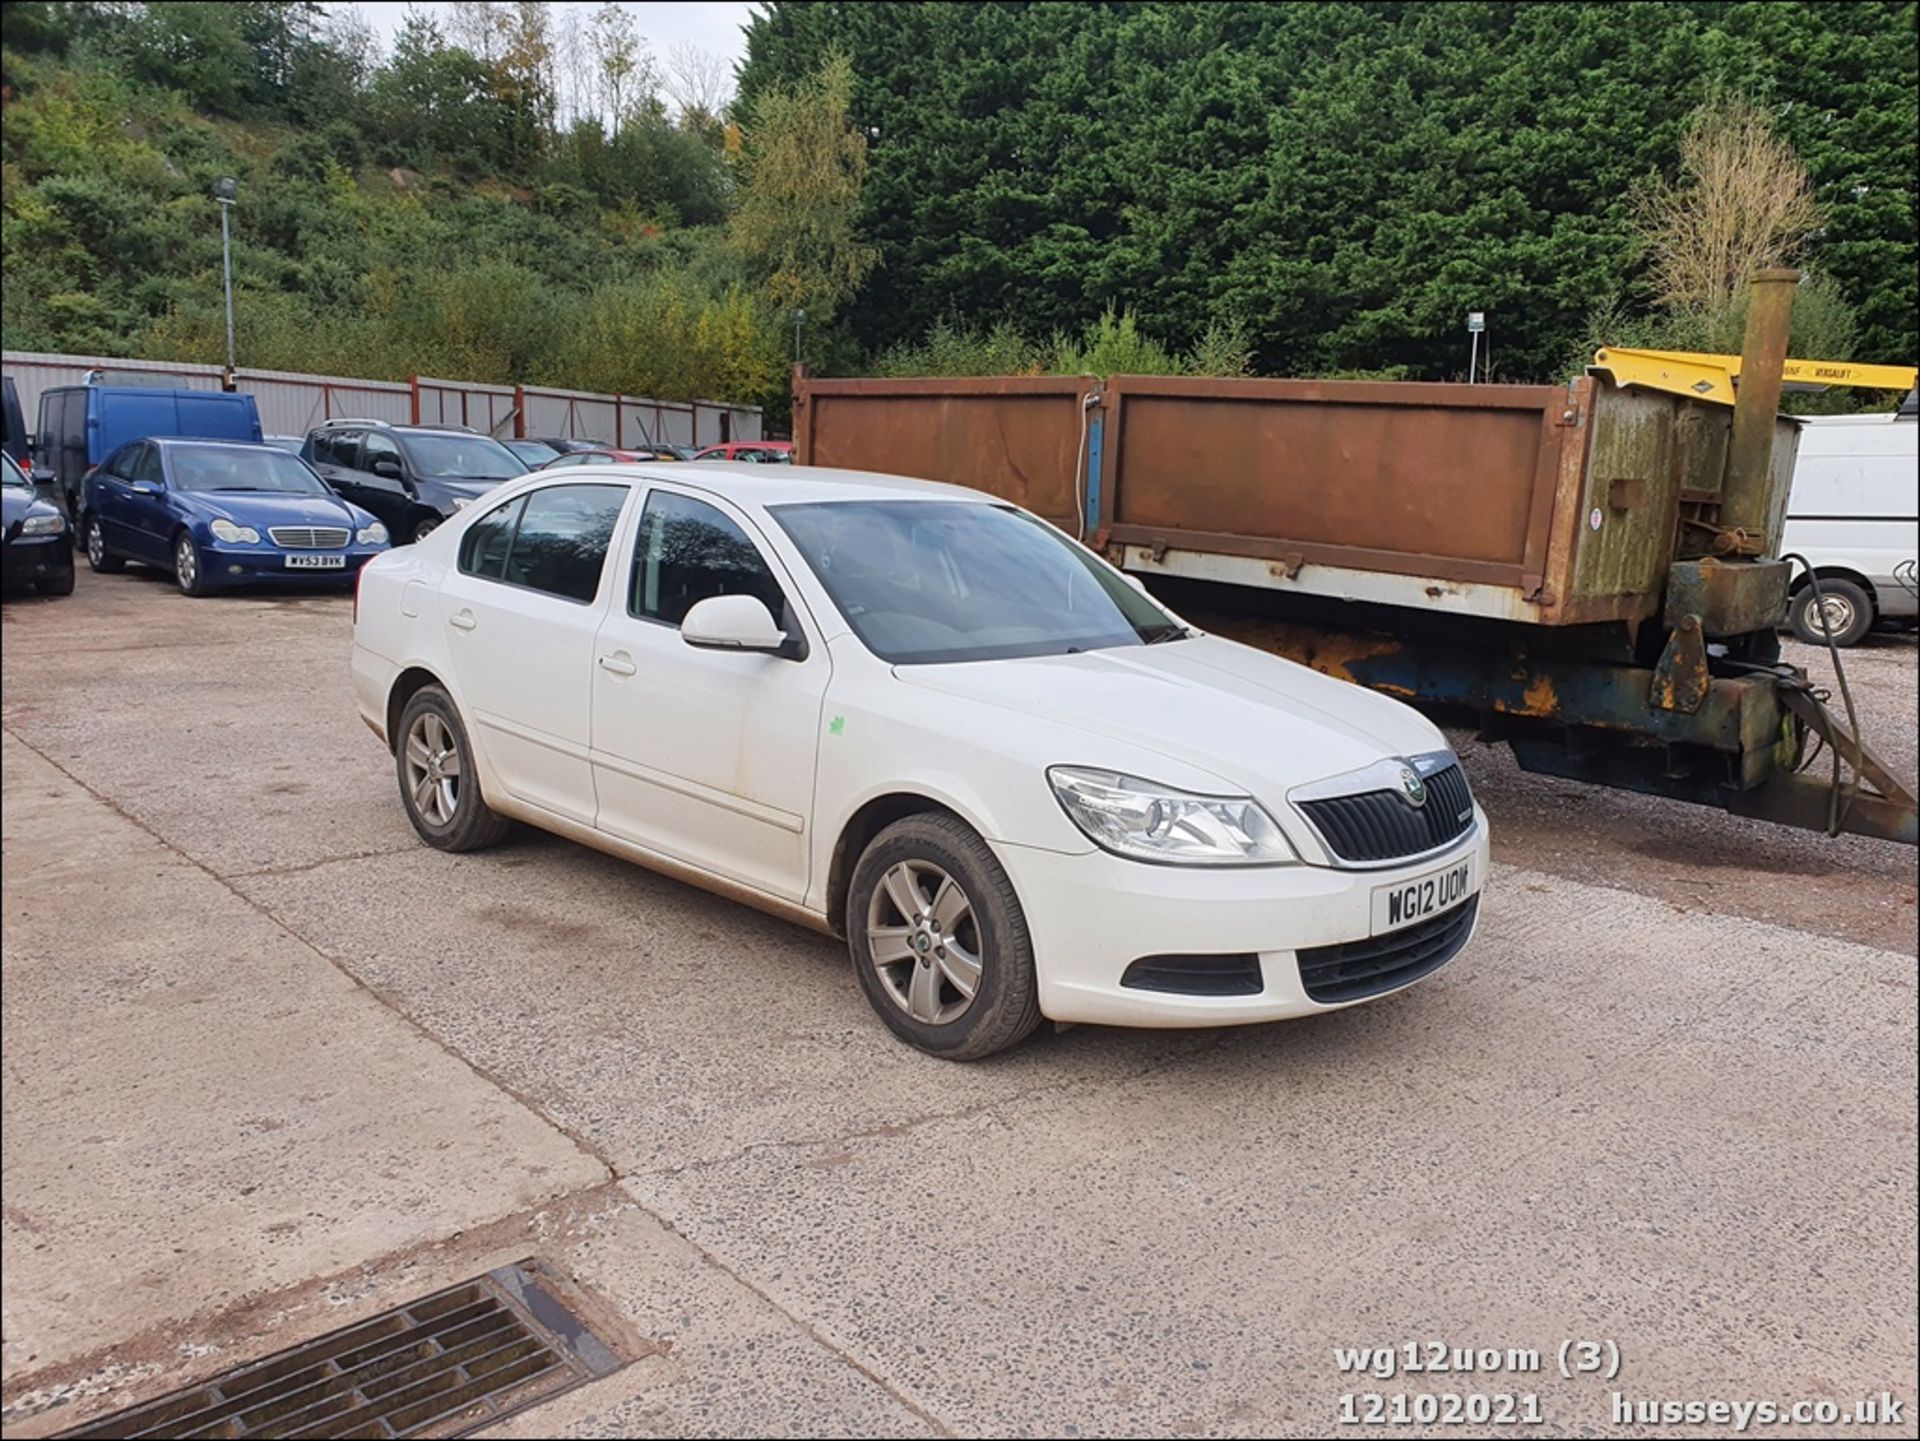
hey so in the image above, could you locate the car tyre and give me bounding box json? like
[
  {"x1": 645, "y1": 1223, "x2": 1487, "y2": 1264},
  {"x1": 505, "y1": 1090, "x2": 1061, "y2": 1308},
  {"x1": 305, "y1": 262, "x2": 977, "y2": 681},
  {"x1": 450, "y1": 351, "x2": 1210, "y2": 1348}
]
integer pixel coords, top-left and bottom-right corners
[
  {"x1": 846, "y1": 812, "x2": 1043, "y2": 1060},
  {"x1": 85, "y1": 516, "x2": 125, "y2": 573},
  {"x1": 1789, "y1": 578, "x2": 1874, "y2": 648},
  {"x1": 410, "y1": 516, "x2": 441, "y2": 545},
  {"x1": 395, "y1": 685, "x2": 510, "y2": 852},
  {"x1": 174, "y1": 530, "x2": 212, "y2": 597},
  {"x1": 40, "y1": 559, "x2": 76, "y2": 596}
]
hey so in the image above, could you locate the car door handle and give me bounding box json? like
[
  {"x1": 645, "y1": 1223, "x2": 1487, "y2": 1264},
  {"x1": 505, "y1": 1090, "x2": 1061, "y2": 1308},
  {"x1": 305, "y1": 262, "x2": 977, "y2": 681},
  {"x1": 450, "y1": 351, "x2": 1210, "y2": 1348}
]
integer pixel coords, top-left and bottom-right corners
[
  {"x1": 597, "y1": 652, "x2": 637, "y2": 676},
  {"x1": 448, "y1": 609, "x2": 477, "y2": 632}
]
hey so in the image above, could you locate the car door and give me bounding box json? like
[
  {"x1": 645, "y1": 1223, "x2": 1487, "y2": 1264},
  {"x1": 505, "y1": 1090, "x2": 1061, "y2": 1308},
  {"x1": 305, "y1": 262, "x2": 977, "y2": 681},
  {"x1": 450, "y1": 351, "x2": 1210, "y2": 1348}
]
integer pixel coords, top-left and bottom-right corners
[
  {"x1": 439, "y1": 481, "x2": 633, "y2": 826},
  {"x1": 589, "y1": 485, "x2": 831, "y2": 902},
  {"x1": 120, "y1": 442, "x2": 175, "y2": 562},
  {"x1": 355, "y1": 431, "x2": 419, "y2": 533},
  {"x1": 89, "y1": 442, "x2": 142, "y2": 551}
]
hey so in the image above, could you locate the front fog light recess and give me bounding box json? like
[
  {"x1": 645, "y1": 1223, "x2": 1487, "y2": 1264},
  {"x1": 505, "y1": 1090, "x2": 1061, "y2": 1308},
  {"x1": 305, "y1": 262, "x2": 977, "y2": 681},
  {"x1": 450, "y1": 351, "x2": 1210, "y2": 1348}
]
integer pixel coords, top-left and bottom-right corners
[{"x1": 1047, "y1": 766, "x2": 1297, "y2": 866}]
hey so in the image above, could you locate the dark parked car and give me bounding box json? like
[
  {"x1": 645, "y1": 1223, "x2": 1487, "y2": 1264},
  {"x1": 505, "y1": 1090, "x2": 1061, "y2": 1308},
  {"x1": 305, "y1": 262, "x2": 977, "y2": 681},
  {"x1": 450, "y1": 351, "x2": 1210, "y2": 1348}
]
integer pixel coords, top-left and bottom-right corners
[
  {"x1": 530, "y1": 436, "x2": 604, "y2": 455},
  {"x1": 301, "y1": 421, "x2": 528, "y2": 545},
  {"x1": 504, "y1": 438, "x2": 565, "y2": 469},
  {"x1": 3, "y1": 451, "x2": 74, "y2": 596},
  {"x1": 82, "y1": 439, "x2": 388, "y2": 597},
  {"x1": 2, "y1": 376, "x2": 26, "y2": 469}
]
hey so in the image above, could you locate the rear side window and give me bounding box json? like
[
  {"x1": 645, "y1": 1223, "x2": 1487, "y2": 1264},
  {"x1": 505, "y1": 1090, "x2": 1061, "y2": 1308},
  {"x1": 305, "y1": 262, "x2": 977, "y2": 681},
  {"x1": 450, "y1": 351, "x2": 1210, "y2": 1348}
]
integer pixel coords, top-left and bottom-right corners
[
  {"x1": 630, "y1": 490, "x2": 787, "y2": 627},
  {"x1": 459, "y1": 496, "x2": 524, "y2": 580},
  {"x1": 311, "y1": 430, "x2": 360, "y2": 468},
  {"x1": 503, "y1": 484, "x2": 627, "y2": 602}
]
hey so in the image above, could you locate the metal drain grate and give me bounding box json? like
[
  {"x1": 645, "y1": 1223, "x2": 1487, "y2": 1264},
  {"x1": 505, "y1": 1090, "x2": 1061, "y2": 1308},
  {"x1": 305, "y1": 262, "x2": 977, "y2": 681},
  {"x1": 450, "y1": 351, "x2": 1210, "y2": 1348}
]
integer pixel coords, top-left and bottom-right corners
[{"x1": 55, "y1": 1261, "x2": 620, "y2": 1439}]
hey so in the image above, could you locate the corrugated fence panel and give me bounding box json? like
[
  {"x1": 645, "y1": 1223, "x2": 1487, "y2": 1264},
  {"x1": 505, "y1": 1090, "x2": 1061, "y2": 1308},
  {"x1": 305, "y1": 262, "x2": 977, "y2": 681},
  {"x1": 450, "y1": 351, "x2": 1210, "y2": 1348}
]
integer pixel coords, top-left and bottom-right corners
[
  {"x1": 238, "y1": 368, "x2": 412, "y2": 437},
  {"x1": 414, "y1": 376, "x2": 518, "y2": 436},
  {"x1": 4, "y1": 353, "x2": 766, "y2": 450},
  {"x1": 521, "y1": 387, "x2": 618, "y2": 444},
  {"x1": 5, "y1": 352, "x2": 224, "y2": 428}
]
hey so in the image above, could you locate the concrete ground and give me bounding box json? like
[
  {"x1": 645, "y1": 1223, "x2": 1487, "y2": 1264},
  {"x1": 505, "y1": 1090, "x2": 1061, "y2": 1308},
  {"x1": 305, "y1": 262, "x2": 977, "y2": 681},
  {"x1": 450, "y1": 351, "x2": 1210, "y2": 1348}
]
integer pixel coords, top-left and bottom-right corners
[{"x1": 2, "y1": 571, "x2": 1915, "y2": 1439}]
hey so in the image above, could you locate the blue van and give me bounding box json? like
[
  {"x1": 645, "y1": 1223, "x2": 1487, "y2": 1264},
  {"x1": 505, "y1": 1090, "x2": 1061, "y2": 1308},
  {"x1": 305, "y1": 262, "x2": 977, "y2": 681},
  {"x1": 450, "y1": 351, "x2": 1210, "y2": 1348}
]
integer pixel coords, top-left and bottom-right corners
[{"x1": 34, "y1": 383, "x2": 262, "y2": 518}]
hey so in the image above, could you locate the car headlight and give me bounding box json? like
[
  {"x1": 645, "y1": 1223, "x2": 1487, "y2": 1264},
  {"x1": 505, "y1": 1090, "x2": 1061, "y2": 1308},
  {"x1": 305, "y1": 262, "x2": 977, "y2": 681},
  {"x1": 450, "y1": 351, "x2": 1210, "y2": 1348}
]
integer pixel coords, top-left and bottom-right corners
[
  {"x1": 209, "y1": 519, "x2": 260, "y2": 543},
  {"x1": 450, "y1": 497, "x2": 472, "y2": 511},
  {"x1": 1047, "y1": 767, "x2": 1298, "y2": 866},
  {"x1": 356, "y1": 522, "x2": 388, "y2": 545},
  {"x1": 19, "y1": 514, "x2": 66, "y2": 536}
]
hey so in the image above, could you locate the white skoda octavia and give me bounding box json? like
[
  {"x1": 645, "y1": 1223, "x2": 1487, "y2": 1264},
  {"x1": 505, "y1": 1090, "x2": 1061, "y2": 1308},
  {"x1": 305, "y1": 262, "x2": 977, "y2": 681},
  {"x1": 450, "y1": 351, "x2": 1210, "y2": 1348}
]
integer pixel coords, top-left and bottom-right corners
[{"x1": 351, "y1": 463, "x2": 1488, "y2": 1059}]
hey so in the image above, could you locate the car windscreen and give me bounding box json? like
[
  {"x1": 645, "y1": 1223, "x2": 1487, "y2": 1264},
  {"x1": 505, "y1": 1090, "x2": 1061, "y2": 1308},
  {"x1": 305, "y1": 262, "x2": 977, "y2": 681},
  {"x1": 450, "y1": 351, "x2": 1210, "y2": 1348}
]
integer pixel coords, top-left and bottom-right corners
[
  {"x1": 169, "y1": 446, "x2": 332, "y2": 495},
  {"x1": 506, "y1": 440, "x2": 562, "y2": 465},
  {"x1": 402, "y1": 434, "x2": 529, "y2": 480},
  {"x1": 2, "y1": 453, "x2": 29, "y2": 487},
  {"x1": 770, "y1": 499, "x2": 1184, "y2": 664}
]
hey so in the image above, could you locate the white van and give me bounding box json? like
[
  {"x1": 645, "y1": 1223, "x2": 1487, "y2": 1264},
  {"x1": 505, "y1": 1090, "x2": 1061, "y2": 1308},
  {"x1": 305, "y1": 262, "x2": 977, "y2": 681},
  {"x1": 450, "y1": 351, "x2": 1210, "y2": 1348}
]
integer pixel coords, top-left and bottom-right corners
[{"x1": 1779, "y1": 397, "x2": 1918, "y2": 646}]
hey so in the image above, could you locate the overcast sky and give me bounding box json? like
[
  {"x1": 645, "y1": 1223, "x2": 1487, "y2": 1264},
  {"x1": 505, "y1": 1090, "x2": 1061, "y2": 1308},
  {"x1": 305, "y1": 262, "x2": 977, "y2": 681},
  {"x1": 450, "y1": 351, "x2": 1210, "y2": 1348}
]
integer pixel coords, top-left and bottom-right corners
[{"x1": 342, "y1": 2, "x2": 760, "y2": 101}]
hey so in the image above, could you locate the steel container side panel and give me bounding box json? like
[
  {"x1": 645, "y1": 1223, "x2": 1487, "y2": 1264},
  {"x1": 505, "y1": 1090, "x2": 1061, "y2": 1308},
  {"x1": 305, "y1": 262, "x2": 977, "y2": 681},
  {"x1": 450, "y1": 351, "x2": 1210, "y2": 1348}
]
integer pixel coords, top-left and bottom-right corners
[
  {"x1": 798, "y1": 379, "x2": 1092, "y2": 531},
  {"x1": 1761, "y1": 418, "x2": 1801, "y2": 555},
  {"x1": 1107, "y1": 390, "x2": 1547, "y2": 570}
]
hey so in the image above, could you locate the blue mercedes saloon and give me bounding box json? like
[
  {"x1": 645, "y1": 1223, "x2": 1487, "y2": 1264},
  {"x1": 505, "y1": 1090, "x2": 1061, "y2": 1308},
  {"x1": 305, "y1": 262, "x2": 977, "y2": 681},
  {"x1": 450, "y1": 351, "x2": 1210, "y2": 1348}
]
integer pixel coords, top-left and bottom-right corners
[{"x1": 81, "y1": 438, "x2": 389, "y2": 596}]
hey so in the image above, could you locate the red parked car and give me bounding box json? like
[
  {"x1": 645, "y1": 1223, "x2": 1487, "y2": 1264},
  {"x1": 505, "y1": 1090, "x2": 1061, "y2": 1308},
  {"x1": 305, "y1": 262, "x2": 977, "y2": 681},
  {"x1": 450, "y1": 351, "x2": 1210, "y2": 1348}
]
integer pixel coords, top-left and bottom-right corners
[{"x1": 691, "y1": 441, "x2": 793, "y2": 464}]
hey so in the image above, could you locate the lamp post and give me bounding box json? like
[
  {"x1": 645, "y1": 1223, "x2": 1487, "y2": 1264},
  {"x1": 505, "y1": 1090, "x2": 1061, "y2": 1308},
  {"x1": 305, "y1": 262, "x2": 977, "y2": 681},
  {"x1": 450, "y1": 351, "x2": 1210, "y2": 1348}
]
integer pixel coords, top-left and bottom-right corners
[
  {"x1": 793, "y1": 308, "x2": 808, "y2": 366},
  {"x1": 213, "y1": 176, "x2": 238, "y2": 388},
  {"x1": 1466, "y1": 310, "x2": 1486, "y2": 384}
]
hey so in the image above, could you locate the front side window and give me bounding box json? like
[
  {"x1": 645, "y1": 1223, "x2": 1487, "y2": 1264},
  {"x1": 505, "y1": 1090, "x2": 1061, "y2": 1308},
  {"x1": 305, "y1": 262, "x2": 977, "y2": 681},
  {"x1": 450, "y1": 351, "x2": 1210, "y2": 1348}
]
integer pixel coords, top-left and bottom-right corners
[
  {"x1": 771, "y1": 500, "x2": 1183, "y2": 665},
  {"x1": 630, "y1": 490, "x2": 787, "y2": 627},
  {"x1": 361, "y1": 431, "x2": 403, "y2": 476},
  {"x1": 169, "y1": 446, "x2": 328, "y2": 494}
]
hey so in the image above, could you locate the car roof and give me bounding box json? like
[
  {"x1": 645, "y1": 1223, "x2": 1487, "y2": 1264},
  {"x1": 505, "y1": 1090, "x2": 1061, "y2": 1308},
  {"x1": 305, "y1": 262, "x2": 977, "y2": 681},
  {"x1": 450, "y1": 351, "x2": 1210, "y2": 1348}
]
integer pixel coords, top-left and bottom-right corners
[
  {"x1": 540, "y1": 461, "x2": 996, "y2": 508},
  {"x1": 149, "y1": 437, "x2": 280, "y2": 450}
]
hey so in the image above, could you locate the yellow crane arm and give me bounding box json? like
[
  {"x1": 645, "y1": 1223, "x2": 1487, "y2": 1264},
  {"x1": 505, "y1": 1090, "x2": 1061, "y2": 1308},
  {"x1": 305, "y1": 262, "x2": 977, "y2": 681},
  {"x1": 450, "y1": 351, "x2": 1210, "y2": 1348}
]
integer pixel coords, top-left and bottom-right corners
[{"x1": 1592, "y1": 347, "x2": 1918, "y2": 407}]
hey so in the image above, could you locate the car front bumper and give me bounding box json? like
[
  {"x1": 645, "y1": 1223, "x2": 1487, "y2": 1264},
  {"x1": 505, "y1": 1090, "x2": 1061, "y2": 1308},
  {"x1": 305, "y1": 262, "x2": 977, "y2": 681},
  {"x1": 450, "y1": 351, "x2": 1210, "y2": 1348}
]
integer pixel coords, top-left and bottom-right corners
[
  {"x1": 1001, "y1": 814, "x2": 1490, "y2": 1027},
  {"x1": 2, "y1": 532, "x2": 75, "y2": 585},
  {"x1": 198, "y1": 545, "x2": 385, "y2": 585}
]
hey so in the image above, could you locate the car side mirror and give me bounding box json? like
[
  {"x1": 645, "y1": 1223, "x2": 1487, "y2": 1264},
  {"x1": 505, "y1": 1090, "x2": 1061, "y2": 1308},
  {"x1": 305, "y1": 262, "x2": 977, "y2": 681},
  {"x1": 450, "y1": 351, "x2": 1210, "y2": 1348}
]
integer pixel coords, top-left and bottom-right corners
[
  {"x1": 130, "y1": 480, "x2": 163, "y2": 497},
  {"x1": 372, "y1": 458, "x2": 404, "y2": 479},
  {"x1": 681, "y1": 595, "x2": 796, "y2": 657}
]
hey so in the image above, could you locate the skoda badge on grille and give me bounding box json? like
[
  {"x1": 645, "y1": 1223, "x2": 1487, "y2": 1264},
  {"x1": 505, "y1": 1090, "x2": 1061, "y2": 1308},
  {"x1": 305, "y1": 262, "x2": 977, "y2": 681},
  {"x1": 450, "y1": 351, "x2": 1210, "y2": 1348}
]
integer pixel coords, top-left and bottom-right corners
[{"x1": 1398, "y1": 765, "x2": 1427, "y2": 807}]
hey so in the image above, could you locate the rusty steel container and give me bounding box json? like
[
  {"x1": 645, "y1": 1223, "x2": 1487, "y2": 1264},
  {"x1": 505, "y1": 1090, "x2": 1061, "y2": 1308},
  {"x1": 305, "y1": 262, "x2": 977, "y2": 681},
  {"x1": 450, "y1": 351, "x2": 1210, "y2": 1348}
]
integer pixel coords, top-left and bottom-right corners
[{"x1": 795, "y1": 370, "x2": 1800, "y2": 629}]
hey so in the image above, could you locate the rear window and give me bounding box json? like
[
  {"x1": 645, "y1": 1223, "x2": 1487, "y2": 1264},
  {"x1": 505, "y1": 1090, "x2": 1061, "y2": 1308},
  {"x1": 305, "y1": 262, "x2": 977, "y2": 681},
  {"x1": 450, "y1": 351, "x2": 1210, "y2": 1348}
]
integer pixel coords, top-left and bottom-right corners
[{"x1": 459, "y1": 484, "x2": 627, "y2": 603}]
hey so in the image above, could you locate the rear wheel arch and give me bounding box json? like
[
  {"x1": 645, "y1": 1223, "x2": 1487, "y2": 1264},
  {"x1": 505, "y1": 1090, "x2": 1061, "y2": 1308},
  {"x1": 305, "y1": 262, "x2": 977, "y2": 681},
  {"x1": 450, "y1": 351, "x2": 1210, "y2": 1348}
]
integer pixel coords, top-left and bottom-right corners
[
  {"x1": 1788, "y1": 565, "x2": 1876, "y2": 603},
  {"x1": 386, "y1": 666, "x2": 448, "y2": 754}
]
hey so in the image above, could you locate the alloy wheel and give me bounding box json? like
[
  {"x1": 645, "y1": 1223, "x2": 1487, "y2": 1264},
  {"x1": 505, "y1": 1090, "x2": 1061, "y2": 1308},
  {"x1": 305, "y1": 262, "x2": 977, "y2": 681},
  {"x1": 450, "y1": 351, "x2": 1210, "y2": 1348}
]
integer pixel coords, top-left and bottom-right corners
[
  {"x1": 404, "y1": 710, "x2": 463, "y2": 825},
  {"x1": 175, "y1": 535, "x2": 198, "y2": 591},
  {"x1": 866, "y1": 859, "x2": 984, "y2": 1024},
  {"x1": 87, "y1": 519, "x2": 104, "y2": 567}
]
